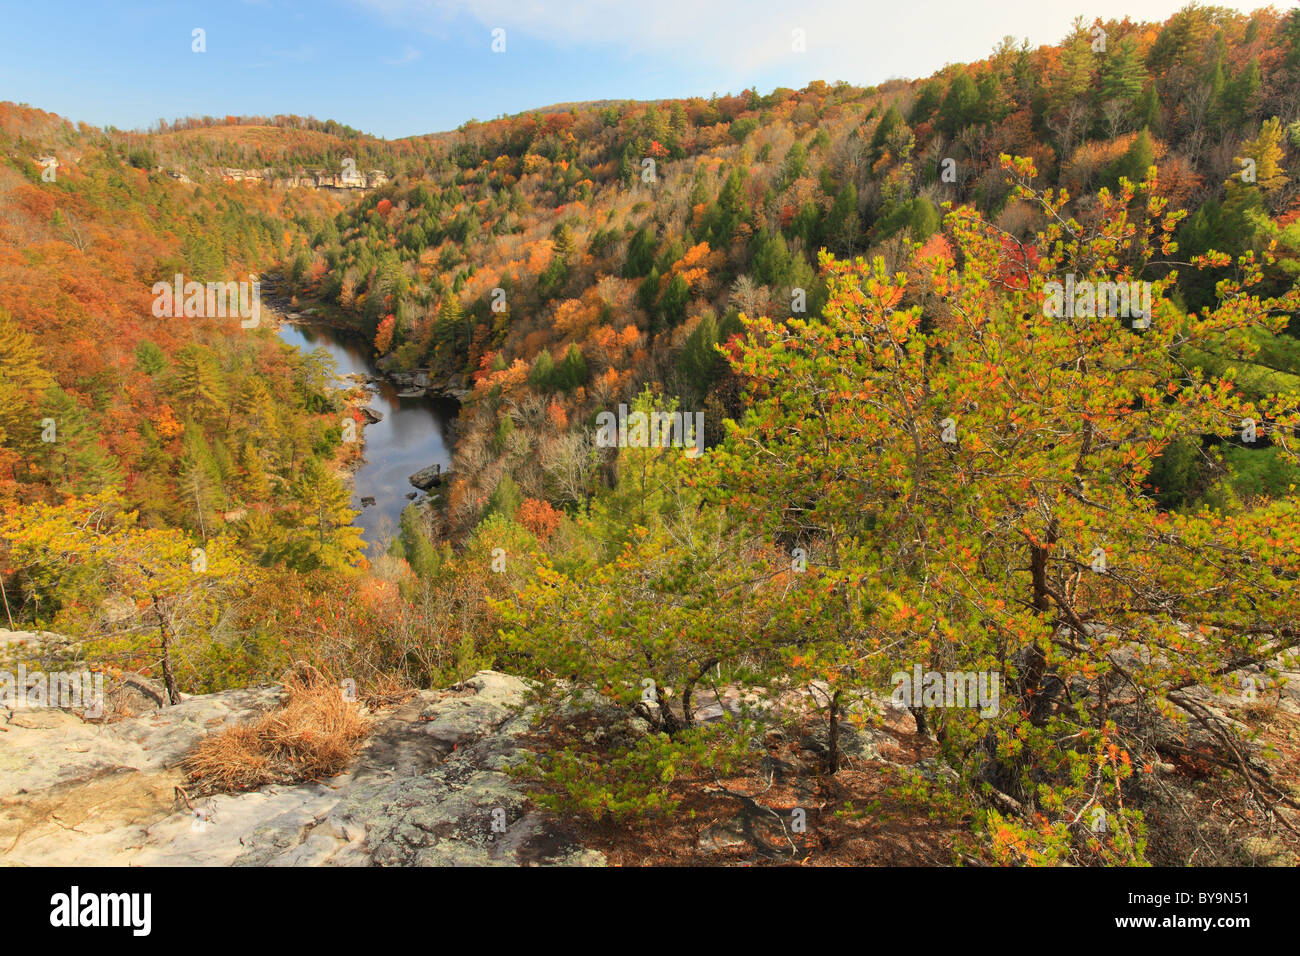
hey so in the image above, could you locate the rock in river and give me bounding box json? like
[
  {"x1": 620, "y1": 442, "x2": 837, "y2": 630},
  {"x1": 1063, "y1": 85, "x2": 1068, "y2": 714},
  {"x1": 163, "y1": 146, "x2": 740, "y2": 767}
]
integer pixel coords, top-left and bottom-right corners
[{"x1": 409, "y1": 463, "x2": 448, "y2": 490}]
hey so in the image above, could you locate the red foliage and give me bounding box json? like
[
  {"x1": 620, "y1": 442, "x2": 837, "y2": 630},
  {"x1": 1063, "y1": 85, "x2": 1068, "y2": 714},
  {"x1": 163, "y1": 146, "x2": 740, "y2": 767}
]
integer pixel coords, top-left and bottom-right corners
[{"x1": 995, "y1": 237, "x2": 1040, "y2": 291}]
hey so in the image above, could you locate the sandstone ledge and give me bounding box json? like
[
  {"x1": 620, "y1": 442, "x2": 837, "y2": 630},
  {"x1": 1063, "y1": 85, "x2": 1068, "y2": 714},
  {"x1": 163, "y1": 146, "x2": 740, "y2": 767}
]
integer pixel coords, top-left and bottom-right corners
[{"x1": 0, "y1": 671, "x2": 602, "y2": 867}]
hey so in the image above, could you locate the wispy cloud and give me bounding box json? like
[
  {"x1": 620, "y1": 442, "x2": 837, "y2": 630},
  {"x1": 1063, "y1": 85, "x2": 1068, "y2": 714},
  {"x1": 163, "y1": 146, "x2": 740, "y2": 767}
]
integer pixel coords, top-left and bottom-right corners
[
  {"x1": 383, "y1": 44, "x2": 423, "y2": 65},
  {"x1": 348, "y1": 0, "x2": 1267, "y2": 89}
]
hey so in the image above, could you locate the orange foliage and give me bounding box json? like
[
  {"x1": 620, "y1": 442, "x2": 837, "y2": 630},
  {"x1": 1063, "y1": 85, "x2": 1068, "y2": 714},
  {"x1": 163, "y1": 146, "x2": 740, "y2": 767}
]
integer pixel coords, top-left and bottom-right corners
[
  {"x1": 917, "y1": 233, "x2": 955, "y2": 266},
  {"x1": 153, "y1": 405, "x2": 184, "y2": 440},
  {"x1": 374, "y1": 315, "x2": 396, "y2": 354},
  {"x1": 477, "y1": 358, "x2": 530, "y2": 393},
  {"x1": 546, "y1": 400, "x2": 568, "y2": 429},
  {"x1": 518, "y1": 498, "x2": 562, "y2": 540},
  {"x1": 553, "y1": 289, "x2": 603, "y2": 339}
]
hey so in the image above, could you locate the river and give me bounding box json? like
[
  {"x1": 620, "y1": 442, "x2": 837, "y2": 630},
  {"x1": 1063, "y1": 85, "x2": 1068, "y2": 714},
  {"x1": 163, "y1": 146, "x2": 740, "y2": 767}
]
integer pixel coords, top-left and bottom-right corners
[{"x1": 276, "y1": 322, "x2": 457, "y2": 553}]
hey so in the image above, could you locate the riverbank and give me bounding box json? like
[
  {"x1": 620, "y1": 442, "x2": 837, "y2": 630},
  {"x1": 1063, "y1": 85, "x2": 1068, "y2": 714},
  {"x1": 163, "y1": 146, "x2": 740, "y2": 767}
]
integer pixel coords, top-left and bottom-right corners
[
  {"x1": 256, "y1": 278, "x2": 372, "y2": 481},
  {"x1": 260, "y1": 274, "x2": 471, "y2": 404},
  {"x1": 269, "y1": 288, "x2": 458, "y2": 550}
]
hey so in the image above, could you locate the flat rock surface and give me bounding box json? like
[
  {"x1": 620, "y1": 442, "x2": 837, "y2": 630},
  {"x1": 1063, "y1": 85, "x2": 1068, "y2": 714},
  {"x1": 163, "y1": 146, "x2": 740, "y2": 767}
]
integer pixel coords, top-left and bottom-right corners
[{"x1": 0, "y1": 671, "x2": 602, "y2": 867}]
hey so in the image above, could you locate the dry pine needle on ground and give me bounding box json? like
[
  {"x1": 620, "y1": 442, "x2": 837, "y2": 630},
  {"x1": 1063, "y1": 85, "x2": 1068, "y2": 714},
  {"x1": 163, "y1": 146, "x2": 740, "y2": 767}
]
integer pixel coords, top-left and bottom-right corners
[{"x1": 183, "y1": 669, "x2": 369, "y2": 795}]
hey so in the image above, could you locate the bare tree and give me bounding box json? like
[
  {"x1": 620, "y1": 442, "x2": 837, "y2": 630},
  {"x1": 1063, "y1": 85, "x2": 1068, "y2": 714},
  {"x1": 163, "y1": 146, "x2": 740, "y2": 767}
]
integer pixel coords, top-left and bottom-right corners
[
  {"x1": 729, "y1": 274, "x2": 770, "y2": 318},
  {"x1": 1101, "y1": 98, "x2": 1130, "y2": 141},
  {"x1": 541, "y1": 429, "x2": 596, "y2": 507},
  {"x1": 1046, "y1": 101, "x2": 1090, "y2": 161}
]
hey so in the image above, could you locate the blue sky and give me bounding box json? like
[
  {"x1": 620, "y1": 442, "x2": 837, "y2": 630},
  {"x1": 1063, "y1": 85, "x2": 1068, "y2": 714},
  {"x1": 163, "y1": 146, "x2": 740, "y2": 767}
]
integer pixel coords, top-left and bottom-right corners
[{"x1": 0, "y1": 0, "x2": 1277, "y2": 139}]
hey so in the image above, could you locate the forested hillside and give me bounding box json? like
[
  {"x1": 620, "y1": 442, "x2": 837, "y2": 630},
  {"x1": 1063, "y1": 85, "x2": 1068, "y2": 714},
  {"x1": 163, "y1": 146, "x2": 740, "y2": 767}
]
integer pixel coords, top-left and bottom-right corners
[
  {"x1": 282, "y1": 7, "x2": 1300, "y2": 532},
  {"x1": 3, "y1": 4, "x2": 1300, "y2": 865},
  {"x1": 0, "y1": 102, "x2": 377, "y2": 690}
]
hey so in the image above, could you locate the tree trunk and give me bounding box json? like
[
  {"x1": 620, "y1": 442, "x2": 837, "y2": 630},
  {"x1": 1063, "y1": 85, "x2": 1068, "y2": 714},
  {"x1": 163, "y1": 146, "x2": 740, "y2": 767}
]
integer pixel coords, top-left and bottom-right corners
[
  {"x1": 153, "y1": 596, "x2": 181, "y2": 705},
  {"x1": 910, "y1": 705, "x2": 929, "y2": 738},
  {"x1": 656, "y1": 688, "x2": 681, "y2": 736},
  {"x1": 826, "y1": 689, "x2": 843, "y2": 774},
  {"x1": 1021, "y1": 524, "x2": 1057, "y2": 726},
  {"x1": 680, "y1": 658, "x2": 720, "y2": 732}
]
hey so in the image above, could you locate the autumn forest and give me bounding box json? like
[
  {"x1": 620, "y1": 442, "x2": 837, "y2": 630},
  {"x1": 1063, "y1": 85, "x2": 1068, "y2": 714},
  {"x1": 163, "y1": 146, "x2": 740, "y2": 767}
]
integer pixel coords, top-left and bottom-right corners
[{"x1": 3, "y1": 4, "x2": 1300, "y2": 869}]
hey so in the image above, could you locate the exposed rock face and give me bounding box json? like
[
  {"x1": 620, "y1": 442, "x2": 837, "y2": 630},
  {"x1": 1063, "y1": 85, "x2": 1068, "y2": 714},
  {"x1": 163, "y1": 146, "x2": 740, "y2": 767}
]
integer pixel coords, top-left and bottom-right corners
[
  {"x1": 216, "y1": 167, "x2": 388, "y2": 190},
  {"x1": 378, "y1": 363, "x2": 470, "y2": 402},
  {"x1": 104, "y1": 671, "x2": 169, "y2": 719},
  {"x1": 0, "y1": 671, "x2": 603, "y2": 867}
]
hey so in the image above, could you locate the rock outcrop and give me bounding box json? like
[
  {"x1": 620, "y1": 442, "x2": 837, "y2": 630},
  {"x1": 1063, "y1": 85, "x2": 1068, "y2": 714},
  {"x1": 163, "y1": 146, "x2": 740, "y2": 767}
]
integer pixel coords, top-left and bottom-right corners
[
  {"x1": 216, "y1": 167, "x2": 388, "y2": 191},
  {"x1": 0, "y1": 671, "x2": 602, "y2": 867},
  {"x1": 409, "y1": 462, "x2": 449, "y2": 491}
]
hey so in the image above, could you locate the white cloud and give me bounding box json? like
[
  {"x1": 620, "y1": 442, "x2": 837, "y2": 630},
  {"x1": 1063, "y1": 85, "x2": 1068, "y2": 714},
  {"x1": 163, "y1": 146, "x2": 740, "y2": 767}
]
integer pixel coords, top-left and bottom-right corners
[{"x1": 351, "y1": 0, "x2": 1271, "y2": 89}]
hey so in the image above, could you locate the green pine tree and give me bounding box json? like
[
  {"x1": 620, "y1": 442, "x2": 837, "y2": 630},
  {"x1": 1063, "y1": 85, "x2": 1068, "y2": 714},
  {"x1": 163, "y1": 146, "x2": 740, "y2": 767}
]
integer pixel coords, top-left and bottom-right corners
[
  {"x1": 34, "y1": 386, "x2": 122, "y2": 496},
  {"x1": 282, "y1": 457, "x2": 364, "y2": 573}
]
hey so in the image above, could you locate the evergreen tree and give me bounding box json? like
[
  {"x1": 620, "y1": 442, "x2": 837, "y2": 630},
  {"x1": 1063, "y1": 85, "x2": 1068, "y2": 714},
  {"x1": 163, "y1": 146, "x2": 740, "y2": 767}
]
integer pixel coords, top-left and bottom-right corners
[
  {"x1": 173, "y1": 344, "x2": 227, "y2": 421},
  {"x1": 551, "y1": 221, "x2": 576, "y2": 263},
  {"x1": 1050, "y1": 38, "x2": 1095, "y2": 115},
  {"x1": 485, "y1": 472, "x2": 522, "y2": 520},
  {"x1": 238, "y1": 441, "x2": 272, "y2": 502},
  {"x1": 826, "y1": 183, "x2": 860, "y2": 255},
  {"x1": 1109, "y1": 128, "x2": 1155, "y2": 188},
  {"x1": 34, "y1": 386, "x2": 122, "y2": 496},
  {"x1": 751, "y1": 231, "x2": 793, "y2": 286},
  {"x1": 1235, "y1": 117, "x2": 1287, "y2": 195},
  {"x1": 555, "y1": 344, "x2": 589, "y2": 391},
  {"x1": 134, "y1": 340, "x2": 167, "y2": 377},
  {"x1": 909, "y1": 80, "x2": 943, "y2": 124},
  {"x1": 658, "y1": 274, "x2": 691, "y2": 328},
  {"x1": 781, "y1": 142, "x2": 807, "y2": 185},
  {"x1": 870, "y1": 106, "x2": 905, "y2": 161},
  {"x1": 637, "y1": 267, "x2": 662, "y2": 315},
  {"x1": 397, "y1": 504, "x2": 441, "y2": 578},
  {"x1": 1136, "y1": 84, "x2": 1161, "y2": 131},
  {"x1": 677, "y1": 312, "x2": 722, "y2": 404},
  {"x1": 655, "y1": 238, "x2": 685, "y2": 274},
  {"x1": 1284, "y1": 8, "x2": 1300, "y2": 74},
  {"x1": 283, "y1": 457, "x2": 364, "y2": 573},
  {"x1": 179, "y1": 425, "x2": 225, "y2": 539},
  {"x1": 938, "y1": 68, "x2": 980, "y2": 135},
  {"x1": 713, "y1": 168, "x2": 748, "y2": 244},
  {"x1": 434, "y1": 292, "x2": 467, "y2": 358},
  {"x1": 624, "y1": 227, "x2": 657, "y2": 278},
  {"x1": 1203, "y1": 45, "x2": 1226, "y2": 125},
  {"x1": 1098, "y1": 35, "x2": 1146, "y2": 107},
  {"x1": 528, "y1": 349, "x2": 556, "y2": 390},
  {"x1": 0, "y1": 306, "x2": 52, "y2": 449},
  {"x1": 236, "y1": 376, "x2": 278, "y2": 442},
  {"x1": 538, "y1": 256, "x2": 569, "y2": 299},
  {"x1": 1221, "y1": 60, "x2": 1261, "y2": 131}
]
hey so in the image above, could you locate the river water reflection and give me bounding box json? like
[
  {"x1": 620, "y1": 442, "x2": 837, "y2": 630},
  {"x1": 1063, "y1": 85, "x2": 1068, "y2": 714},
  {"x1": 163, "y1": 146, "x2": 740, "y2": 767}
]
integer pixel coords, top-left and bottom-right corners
[{"x1": 277, "y1": 322, "x2": 456, "y2": 553}]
